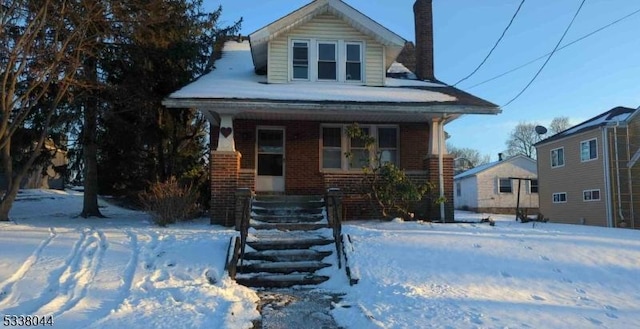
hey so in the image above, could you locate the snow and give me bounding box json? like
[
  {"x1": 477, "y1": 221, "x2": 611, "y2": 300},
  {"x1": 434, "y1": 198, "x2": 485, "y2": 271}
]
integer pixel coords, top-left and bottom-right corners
[
  {"x1": 168, "y1": 41, "x2": 456, "y2": 103},
  {"x1": 3, "y1": 190, "x2": 640, "y2": 328}
]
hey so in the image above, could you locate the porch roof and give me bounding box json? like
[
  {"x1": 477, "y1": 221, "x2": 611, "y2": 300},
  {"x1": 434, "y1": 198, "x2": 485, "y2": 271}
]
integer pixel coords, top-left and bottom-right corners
[{"x1": 163, "y1": 41, "x2": 500, "y2": 121}]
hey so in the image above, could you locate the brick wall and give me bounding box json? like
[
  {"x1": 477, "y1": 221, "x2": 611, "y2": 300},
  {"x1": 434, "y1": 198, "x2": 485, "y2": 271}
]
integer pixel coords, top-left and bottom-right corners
[
  {"x1": 400, "y1": 123, "x2": 430, "y2": 170},
  {"x1": 425, "y1": 155, "x2": 454, "y2": 222},
  {"x1": 210, "y1": 151, "x2": 240, "y2": 226}
]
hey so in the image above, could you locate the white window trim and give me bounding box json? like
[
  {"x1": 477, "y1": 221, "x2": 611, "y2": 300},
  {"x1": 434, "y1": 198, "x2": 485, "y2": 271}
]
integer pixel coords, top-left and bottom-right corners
[
  {"x1": 498, "y1": 178, "x2": 513, "y2": 194},
  {"x1": 552, "y1": 192, "x2": 567, "y2": 204},
  {"x1": 551, "y1": 147, "x2": 565, "y2": 168},
  {"x1": 528, "y1": 179, "x2": 539, "y2": 194},
  {"x1": 580, "y1": 138, "x2": 598, "y2": 162},
  {"x1": 289, "y1": 38, "x2": 366, "y2": 83},
  {"x1": 583, "y1": 189, "x2": 601, "y2": 202},
  {"x1": 319, "y1": 124, "x2": 399, "y2": 172},
  {"x1": 317, "y1": 41, "x2": 338, "y2": 81},
  {"x1": 290, "y1": 39, "x2": 310, "y2": 81}
]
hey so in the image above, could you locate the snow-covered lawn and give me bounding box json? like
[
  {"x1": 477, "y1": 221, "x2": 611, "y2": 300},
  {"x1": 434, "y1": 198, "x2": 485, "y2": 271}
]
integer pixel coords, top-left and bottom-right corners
[{"x1": 2, "y1": 190, "x2": 640, "y2": 328}]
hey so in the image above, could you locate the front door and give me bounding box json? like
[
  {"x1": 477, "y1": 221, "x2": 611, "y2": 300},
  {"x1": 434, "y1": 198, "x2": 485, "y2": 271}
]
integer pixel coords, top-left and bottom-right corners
[{"x1": 256, "y1": 127, "x2": 285, "y2": 192}]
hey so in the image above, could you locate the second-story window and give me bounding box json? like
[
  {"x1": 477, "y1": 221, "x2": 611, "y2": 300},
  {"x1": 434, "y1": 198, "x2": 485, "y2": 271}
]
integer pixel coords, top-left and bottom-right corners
[
  {"x1": 346, "y1": 43, "x2": 362, "y2": 81},
  {"x1": 292, "y1": 41, "x2": 309, "y2": 80},
  {"x1": 318, "y1": 42, "x2": 337, "y2": 80},
  {"x1": 551, "y1": 147, "x2": 564, "y2": 168},
  {"x1": 580, "y1": 138, "x2": 597, "y2": 162}
]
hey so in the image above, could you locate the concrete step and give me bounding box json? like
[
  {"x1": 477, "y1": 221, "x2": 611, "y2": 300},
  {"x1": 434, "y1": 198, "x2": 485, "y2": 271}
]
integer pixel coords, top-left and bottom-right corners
[
  {"x1": 254, "y1": 195, "x2": 323, "y2": 203},
  {"x1": 252, "y1": 207, "x2": 324, "y2": 216},
  {"x1": 235, "y1": 273, "x2": 330, "y2": 288},
  {"x1": 247, "y1": 237, "x2": 333, "y2": 251},
  {"x1": 253, "y1": 200, "x2": 325, "y2": 210},
  {"x1": 243, "y1": 249, "x2": 332, "y2": 262},
  {"x1": 250, "y1": 221, "x2": 328, "y2": 231},
  {"x1": 252, "y1": 214, "x2": 325, "y2": 223},
  {"x1": 238, "y1": 260, "x2": 332, "y2": 274}
]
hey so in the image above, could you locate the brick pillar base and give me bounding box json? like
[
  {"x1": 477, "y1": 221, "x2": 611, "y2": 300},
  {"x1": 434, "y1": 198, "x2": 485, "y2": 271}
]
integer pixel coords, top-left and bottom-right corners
[
  {"x1": 210, "y1": 151, "x2": 241, "y2": 226},
  {"x1": 425, "y1": 155, "x2": 454, "y2": 222}
]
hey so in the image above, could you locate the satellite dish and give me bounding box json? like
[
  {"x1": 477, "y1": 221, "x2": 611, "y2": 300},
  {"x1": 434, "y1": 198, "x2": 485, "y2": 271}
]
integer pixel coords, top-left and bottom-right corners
[{"x1": 535, "y1": 125, "x2": 548, "y2": 135}]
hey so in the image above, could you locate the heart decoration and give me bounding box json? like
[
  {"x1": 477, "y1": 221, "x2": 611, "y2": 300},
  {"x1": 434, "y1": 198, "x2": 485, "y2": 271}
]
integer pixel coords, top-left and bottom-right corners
[{"x1": 220, "y1": 127, "x2": 233, "y2": 138}]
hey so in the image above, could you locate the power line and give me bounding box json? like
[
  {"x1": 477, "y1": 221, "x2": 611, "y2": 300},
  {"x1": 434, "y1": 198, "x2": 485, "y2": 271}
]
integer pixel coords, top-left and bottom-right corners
[
  {"x1": 502, "y1": 0, "x2": 587, "y2": 107},
  {"x1": 453, "y1": 0, "x2": 526, "y2": 87},
  {"x1": 466, "y1": 7, "x2": 640, "y2": 90}
]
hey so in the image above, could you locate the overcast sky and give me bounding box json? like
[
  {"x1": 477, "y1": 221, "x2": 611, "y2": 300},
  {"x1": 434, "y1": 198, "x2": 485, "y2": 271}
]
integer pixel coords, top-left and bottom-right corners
[{"x1": 205, "y1": 0, "x2": 640, "y2": 160}]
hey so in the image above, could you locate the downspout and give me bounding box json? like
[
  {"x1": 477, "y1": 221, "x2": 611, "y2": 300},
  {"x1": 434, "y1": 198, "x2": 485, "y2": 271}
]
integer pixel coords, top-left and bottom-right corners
[
  {"x1": 614, "y1": 123, "x2": 625, "y2": 227},
  {"x1": 626, "y1": 126, "x2": 635, "y2": 228},
  {"x1": 603, "y1": 128, "x2": 613, "y2": 227}
]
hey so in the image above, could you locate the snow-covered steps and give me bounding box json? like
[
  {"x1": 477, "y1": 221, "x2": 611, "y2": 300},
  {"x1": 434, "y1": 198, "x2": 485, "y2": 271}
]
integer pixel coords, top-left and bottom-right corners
[{"x1": 232, "y1": 195, "x2": 337, "y2": 288}]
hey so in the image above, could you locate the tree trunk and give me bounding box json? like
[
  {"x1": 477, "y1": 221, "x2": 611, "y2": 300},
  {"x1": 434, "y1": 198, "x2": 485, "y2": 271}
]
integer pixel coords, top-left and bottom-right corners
[
  {"x1": 81, "y1": 57, "x2": 104, "y2": 218},
  {"x1": 0, "y1": 139, "x2": 14, "y2": 221}
]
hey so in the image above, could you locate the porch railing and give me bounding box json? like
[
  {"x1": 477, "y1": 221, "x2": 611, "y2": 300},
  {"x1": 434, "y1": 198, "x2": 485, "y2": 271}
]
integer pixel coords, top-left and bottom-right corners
[{"x1": 325, "y1": 188, "x2": 343, "y2": 269}]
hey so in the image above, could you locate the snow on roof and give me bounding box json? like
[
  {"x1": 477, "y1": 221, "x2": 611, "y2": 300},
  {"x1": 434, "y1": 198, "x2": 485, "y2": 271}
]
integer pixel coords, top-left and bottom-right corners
[
  {"x1": 168, "y1": 41, "x2": 457, "y2": 103},
  {"x1": 537, "y1": 106, "x2": 638, "y2": 146},
  {"x1": 454, "y1": 155, "x2": 535, "y2": 180}
]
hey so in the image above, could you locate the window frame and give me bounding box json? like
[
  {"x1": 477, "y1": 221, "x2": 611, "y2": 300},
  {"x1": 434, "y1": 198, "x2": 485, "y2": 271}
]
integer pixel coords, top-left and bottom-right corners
[
  {"x1": 456, "y1": 182, "x2": 462, "y2": 197},
  {"x1": 291, "y1": 40, "x2": 310, "y2": 81},
  {"x1": 498, "y1": 178, "x2": 513, "y2": 194},
  {"x1": 345, "y1": 42, "x2": 363, "y2": 82},
  {"x1": 529, "y1": 179, "x2": 539, "y2": 194},
  {"x1": 317, "y1": 41, "x2": 338, "y2": 81},
  {"x1": 583, "y1": 189, "x2": 601, "y2": 202},
  {"x1": 551, "y1": 147, "x2": 565, "y2": 168},
  {"x1": 319, "y1": 124, "x2": 399, "y2": 171},
  {"x1": 552, "y1": 192, "x2": 567, "y2": 203},
  {"x1": 580, "y1": 138, "x2": 598, "y2": 162}
]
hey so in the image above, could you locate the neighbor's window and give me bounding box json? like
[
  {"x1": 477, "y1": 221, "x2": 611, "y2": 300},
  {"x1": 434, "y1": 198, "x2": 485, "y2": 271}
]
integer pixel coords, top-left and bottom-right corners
[
  {"x1": 377, "y1": 127, "x2": 398, "y2": 165},
  {"x1": 292, "y1": 40, "x2": 309, "y2": 80},
  {"x1": 552, "y1": 192, "x2": 567, "y2": 203},
  {"x1": 345, "y1": 43, "x2": 362, "y2": 81},
  {"x1": 529, "y1": 179, "x2": 539, "y2": 193},
  {"x1": 580, "y1": 139, "x2": 597, "y2": 162},
  {"x1": 317, "y1": 42, "x2": 337, "y2": 80},
  {"x1": 583, "y1": 189, "x2": 600, "y2": 201},
  {"x1": 456, "y1": 182, "x2": 462, "y2": 197},
  {"x1": 551, "y1": 147, "x2": 565, "y2": 168},
  {"x1": 322, "y1": 127, "x2": 342, "y2": 169},
  {"x1": 499, "y1": 178, "x2": 512, "y2": 193}
]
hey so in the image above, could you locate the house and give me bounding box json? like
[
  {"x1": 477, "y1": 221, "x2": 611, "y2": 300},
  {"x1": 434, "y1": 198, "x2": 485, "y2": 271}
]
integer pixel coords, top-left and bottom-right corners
[
  {"x1": 454, "y1": 155, "x2": 538, "y2": 214},
  {"x1": 0, "y1": 141, "x2": 67, "y2": 191},
  {"x1": 163, "y1": 0, "x2": 499, "y2": 225},
  {"x1": 535, "y1": 106, "x2": 640, "y2": 228}
]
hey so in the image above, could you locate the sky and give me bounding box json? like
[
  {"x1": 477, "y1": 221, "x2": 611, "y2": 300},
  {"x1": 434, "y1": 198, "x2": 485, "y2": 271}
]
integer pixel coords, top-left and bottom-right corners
[
  {"x1": 205, "y1": 0, "x2": 640, "y2": 161},
  {"x1": 4, "y1": 189, "x2": 640, "y2": 328}
]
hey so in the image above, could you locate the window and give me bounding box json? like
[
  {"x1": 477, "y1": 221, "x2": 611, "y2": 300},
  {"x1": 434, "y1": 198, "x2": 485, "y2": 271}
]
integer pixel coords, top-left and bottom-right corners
[
  {"x1": 378, "y1": 127, "x2": 398, "y2": 165},
  {"x1": 292, "y1": 41, "x2": 309, "y2": 80},
  {"x1": 456, "y1": 182, "x2": 462, "y2": 197},
  {"x1": 345, "y1": 43, "x2": 362, "y2": 81},
  {"x1": 499, "y1": 178, "x2": 512, "y2": 193},
  {"x1": 317, "y1": 42, "x2": 337, "y2": 80},
  {"x1": 580, "y1": 139, "x2": 597, "y2": 162},
  {"x1": 322, "y1": 127, "x2": 342, "y2": 169},
  {"x1": 551, "y1": 147, "x2": 564, "y2": 168},
  {"x1": 320, "y1": 125, "x2": 398, "y2": 171},
  {"x1": 583, "y1": 189, "x2": 600, "y2": 201},
  {"x1": 349, "y1": 127, "x2": 370, "y2": 170},
  {"x1": 529, "y1": 179, "x2": 539, "y2": 193},
  {"x1": 553, "y1": 192, "x2": 567, "y2": 203}
]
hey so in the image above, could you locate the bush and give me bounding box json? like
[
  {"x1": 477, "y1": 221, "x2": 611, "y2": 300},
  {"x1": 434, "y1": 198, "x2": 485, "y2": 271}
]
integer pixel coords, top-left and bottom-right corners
[{"x1": 139, "y1": 177, "x2": 200, "y2": 226}]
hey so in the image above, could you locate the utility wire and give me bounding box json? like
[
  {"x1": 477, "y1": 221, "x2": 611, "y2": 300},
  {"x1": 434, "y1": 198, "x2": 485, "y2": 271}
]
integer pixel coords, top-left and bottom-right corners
[
  {"x1": 453, "y1": 0, "x2": 526, "y2": 87},
  {"x1": 502, "y1": 0, "x2": 586, "y2": 107},
  {"x1": 466, "y1": 7, "x2": 640, "y2": 90}
]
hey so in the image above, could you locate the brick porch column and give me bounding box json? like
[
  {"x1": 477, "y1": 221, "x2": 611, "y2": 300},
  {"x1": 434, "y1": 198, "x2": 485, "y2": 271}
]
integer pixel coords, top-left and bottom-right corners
[
  {"x1": 210, "y1": 114, "x2": 240, "y2": 226},
  {"x1": 425, "y1": 156, "x2": 454, "y2": 222}
]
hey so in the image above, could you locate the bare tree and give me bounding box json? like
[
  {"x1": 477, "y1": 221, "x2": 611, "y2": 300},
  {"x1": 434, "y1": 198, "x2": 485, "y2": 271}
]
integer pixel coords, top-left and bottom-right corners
[
  {"x1": 549, "y1": 116, "x2": 571, "y2": 134},
  {"x1": 448, "y1": 144, "x2": 490, "y2": 173},
  {"x1": 0, "y1": 0, "x2": 101, "y2": 221}
]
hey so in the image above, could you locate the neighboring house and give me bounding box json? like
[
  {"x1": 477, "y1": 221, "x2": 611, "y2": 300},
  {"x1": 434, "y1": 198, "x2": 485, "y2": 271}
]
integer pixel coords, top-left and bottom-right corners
[
  {"x1": 163, "y1": 0, "x2": 499, "y2": 225},
  {"x1": 535, "y1": 106, "x2": 640, "y2": 228},
  {"x1": 454, "y1": 155, "x2": 538, "y2": 214},
  {"x1": 0, "y1": 141, "x2": 67, "y2": 191}
]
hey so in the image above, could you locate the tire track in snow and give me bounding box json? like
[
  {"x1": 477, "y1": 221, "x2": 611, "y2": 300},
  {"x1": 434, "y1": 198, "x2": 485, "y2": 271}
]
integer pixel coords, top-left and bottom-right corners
[
  {"x1": 36, "y1": 227, "x2": 108, "y2": 317},
  {"x1": 0, "y1": 227, "x2": 57, "y2": 308}
]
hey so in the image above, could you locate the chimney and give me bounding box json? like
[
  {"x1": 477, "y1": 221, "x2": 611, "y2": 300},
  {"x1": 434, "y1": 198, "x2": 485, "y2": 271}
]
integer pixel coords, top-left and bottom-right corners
[
  {"x1": 414, "y1": 0, "x2": 435, "y2": 81},
  {"x1": 498, "y1": 153, "x2": 504, "y2": 161}
]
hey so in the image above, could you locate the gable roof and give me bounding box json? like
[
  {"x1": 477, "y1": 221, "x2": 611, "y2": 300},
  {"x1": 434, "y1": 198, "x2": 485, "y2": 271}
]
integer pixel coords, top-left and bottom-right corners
[
  {"x1": 454, "y1": 155, "x2": 536, "y2": 180},
  {"x1": 535, "y1": 106, "x2": 638, "y2": 146},
  {"x1": 249, "y1": 0, "x2": 407, "y2": 74}
]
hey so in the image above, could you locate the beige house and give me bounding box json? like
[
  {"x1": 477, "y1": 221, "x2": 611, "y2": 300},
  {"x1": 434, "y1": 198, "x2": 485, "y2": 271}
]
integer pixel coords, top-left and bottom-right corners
[
  {"x1": 454, "y1": 155, "x2": 538, "y2": 214},
  {"x1": 535, "y1": 106, "x2": 640, "y2": 228}
]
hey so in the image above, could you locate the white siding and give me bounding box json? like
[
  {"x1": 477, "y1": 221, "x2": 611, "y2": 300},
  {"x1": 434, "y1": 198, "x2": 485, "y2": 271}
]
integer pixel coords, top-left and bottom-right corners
[
  {"x1": 268, "y1": 12, "x2": 385, "y2": 86},
  {"x1": 476, "y1": 157, "x2": 539, "y2": 209},
  {"x1": 454, "y1": 176, "x2": 479, "y2": 209}
]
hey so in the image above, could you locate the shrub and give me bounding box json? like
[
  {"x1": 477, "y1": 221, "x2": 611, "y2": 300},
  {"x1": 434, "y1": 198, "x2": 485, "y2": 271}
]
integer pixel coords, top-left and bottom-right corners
[{"x1": 139, "y1": 177, "x2": 200, "y2": 226}]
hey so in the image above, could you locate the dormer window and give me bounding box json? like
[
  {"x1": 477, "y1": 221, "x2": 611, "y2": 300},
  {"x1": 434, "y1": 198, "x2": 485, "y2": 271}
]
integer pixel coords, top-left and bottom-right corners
[
  {"x1": 290, "y1": 39, "x2": 364, "y2": 83},
  {"x1": 318, "y1": 42, "x2": 337, "y2": 80},
  {"x1": 292, "y1": 41, "x2": 309, "y2": 80}
]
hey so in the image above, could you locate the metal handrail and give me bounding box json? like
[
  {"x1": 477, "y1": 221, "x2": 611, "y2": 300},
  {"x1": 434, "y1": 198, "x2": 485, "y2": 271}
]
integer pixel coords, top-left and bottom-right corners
[
  {"x1": 238, "y1": 196, "x2": 252, "y2": 267},
  {"x1": 326, "y1": 194, "x2": 343, "y2": 269}
]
